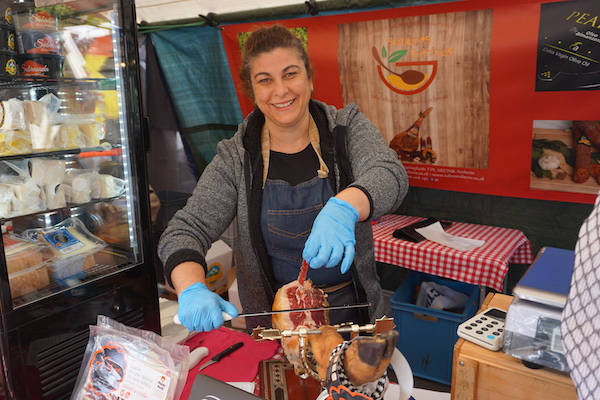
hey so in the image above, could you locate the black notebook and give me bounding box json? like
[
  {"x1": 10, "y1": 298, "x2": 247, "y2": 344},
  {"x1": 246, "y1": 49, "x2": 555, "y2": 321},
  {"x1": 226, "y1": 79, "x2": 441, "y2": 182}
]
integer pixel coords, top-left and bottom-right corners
[
  {"x1": 188, "y1": 374, "x2": 261, "y2": 400},
  {"x1": 392, "y1": 217, "x2": 453, "y2": 243}
]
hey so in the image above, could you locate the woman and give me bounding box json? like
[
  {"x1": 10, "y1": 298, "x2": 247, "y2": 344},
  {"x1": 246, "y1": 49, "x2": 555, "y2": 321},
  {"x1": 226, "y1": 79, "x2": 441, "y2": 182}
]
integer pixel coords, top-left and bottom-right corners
[{"x1": 158, "y1": 25, "x2": 408, "y2": 332}]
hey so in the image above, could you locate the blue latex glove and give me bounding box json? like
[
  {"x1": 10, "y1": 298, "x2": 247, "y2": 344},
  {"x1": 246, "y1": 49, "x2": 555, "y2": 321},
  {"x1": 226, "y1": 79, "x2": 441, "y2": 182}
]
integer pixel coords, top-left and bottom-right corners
[
  {"x1": 177, "y1": 282, "x2": 239, "y2": 332},
  {"x1": 302, "y1": 197, "x2": 359, "y2": 273}
]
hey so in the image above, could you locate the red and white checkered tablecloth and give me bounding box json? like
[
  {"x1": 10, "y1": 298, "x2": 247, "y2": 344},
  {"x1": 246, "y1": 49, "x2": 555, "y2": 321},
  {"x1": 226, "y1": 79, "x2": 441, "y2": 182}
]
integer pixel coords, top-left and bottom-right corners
[{"x1": 372, "y1": 214, "x2": 534, "y2": 291}]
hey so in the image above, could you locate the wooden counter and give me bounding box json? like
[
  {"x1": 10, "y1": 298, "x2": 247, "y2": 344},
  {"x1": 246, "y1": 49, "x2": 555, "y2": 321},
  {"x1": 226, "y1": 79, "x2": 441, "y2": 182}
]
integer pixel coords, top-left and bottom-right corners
[{"x1": 451, "y1": 293, "x2": 577, "y2": 400}]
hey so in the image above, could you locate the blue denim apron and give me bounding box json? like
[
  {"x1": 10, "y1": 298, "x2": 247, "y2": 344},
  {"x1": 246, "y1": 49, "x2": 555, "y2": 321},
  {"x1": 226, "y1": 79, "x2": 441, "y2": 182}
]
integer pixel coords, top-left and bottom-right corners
[{"x1": 261, "y1": 175, "x2": 359, "y2": 325}]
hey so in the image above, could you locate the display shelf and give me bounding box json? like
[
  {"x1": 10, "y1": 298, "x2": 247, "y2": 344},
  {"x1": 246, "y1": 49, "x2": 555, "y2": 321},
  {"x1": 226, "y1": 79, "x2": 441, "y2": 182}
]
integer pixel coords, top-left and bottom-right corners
[
  {"x1": 11, "y1": 247, "x2": 132, "y2": 309},
  {"x1": 0, "y1": 194, "x2": 126, "y2": 224},
  {"x1": 0, "y1": 144, "x2": 120, "y2": 162},
  {"x1": 0, "y1": 0, "x2": 159, "y2": 397},
  {"x1": 0, "y1": 77, "x2": 116, "y2": 90}
]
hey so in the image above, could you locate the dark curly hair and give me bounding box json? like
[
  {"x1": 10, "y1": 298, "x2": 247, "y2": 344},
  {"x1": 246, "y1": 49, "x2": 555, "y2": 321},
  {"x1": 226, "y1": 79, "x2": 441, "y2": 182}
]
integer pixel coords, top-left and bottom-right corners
[{"x1": 239, "y1": 25, "x2": 313, "y2": 102}]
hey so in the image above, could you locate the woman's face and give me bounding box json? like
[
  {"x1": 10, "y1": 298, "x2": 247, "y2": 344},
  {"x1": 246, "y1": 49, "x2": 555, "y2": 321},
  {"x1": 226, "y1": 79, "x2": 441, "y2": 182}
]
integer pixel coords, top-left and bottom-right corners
[{"x1": 250, "y1": 47, "x2": 313, "y2": 132}]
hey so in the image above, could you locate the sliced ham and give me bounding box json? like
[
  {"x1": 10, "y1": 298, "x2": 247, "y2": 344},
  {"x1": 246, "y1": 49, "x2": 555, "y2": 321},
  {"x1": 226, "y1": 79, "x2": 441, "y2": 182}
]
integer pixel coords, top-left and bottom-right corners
[
  {"x1": 272, "y1": 260, "x2": 329, "y2": 376},
  {"x1": 271, "y1": 261, "x2": 398, "y2": 388}
]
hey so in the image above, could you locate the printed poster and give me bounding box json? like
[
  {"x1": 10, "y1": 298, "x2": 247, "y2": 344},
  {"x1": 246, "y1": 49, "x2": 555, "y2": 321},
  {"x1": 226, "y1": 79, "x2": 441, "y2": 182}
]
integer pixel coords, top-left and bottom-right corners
[
  {"x1": 536, "y1": 0, "x2": 600, "y2": 91},
  {"x1": 221, "y1": 0, "x2": 600, "y2": 204},
  {"x1": 337, "y1": 10, "x2": 492, "y2": 173}
]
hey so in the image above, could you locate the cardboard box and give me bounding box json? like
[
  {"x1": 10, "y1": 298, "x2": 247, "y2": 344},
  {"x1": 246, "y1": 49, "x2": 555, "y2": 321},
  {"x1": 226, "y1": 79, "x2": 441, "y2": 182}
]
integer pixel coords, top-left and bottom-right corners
[{"x1": 204, "y1": 240, "x2": 233, "y2": 294}]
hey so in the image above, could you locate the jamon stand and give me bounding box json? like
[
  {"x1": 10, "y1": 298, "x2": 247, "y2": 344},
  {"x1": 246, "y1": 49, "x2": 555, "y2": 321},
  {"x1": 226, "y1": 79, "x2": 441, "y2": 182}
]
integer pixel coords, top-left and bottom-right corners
[{"x1": 253, "y1": 317, "x2": 396, "y2": 382}]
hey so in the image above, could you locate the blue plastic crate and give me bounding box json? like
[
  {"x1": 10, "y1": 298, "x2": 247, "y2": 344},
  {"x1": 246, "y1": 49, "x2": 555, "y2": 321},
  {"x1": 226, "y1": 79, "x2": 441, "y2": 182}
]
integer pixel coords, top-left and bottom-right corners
[{"x1": 390, "y1": 271, "x2": 479, "y2": 385}]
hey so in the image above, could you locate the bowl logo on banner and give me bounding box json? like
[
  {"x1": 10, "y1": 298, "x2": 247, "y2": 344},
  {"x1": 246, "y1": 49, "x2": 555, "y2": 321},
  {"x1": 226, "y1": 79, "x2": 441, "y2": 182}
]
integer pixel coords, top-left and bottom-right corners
[{"x1": 373, "y1": 44, "x2": 438, "y2": 95}]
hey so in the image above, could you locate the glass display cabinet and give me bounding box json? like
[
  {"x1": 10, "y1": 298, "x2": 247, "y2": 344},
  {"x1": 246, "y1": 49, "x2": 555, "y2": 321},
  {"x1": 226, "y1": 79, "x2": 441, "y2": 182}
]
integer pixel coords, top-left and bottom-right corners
[{"x1": 0, "y1": 0, "x2": 159, "y2": 398}]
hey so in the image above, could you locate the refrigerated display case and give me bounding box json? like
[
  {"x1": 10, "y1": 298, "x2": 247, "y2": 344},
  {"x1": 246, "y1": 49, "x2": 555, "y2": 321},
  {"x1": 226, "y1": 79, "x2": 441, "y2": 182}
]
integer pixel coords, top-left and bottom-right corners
[{"x1": 0, "y1": 0, "x2": 159, "y2": 398}]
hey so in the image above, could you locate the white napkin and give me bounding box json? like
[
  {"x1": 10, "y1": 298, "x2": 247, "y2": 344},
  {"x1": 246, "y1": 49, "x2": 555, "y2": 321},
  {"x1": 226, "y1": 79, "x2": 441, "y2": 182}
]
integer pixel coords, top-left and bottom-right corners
[{"x1": 415, "y1": 222, "x2": 484, "y2": 251}]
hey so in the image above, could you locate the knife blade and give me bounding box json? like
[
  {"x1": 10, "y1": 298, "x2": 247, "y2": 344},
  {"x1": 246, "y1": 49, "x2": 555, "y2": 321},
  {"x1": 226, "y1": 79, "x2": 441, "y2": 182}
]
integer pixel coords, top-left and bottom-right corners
[
  {"x1": 174, "y1": 302, "x2": 371, "y2": 325},
  {"x1": 196, "y1": 341, "x2": 244, "y2": 371}
]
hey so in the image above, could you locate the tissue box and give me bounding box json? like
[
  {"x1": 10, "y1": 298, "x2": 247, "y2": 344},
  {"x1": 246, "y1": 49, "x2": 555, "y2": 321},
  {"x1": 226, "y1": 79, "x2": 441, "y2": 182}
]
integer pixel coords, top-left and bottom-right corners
[{"x1": 204, "y1": 240, "x2": 233, "y2": 294}]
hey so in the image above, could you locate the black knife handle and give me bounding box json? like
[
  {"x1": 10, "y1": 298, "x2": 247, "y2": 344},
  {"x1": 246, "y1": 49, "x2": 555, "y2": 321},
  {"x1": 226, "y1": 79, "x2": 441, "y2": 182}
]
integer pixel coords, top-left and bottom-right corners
[{"x1": 212, "y1": 341, "x2": 244, "y2": 362}]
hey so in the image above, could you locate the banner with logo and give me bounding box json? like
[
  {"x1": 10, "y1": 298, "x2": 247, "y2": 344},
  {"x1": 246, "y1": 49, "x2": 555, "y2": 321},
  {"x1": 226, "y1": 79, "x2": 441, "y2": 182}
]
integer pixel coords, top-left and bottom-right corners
[{"x1": 221, "y1": 0, "x2": 600, "y2": 204}]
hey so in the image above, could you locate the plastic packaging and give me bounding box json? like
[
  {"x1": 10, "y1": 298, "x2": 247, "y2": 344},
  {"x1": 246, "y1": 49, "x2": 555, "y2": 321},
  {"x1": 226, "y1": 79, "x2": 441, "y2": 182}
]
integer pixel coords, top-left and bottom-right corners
[
  {"x1": 70, "y1": 315, "x2": 190, "y2": 400},
  {"x1": 0, "y1": 98, "x2": 26, "y2": 130},
  {"x1": 503, "y1": 297, "x2": 568, "y2": 371},
  {"x1": 0, "y1": 50, "x2": 17, "y2": 78},
  {"x1": 1, "y1": 159, "x2": 46, "y2": 216},
  {"x1": 16, "y1": 53, "x2": 63, "y2": 78},
  {"x1": 4, "y1": 234, "x2": 51, "y2": 299},
  {"x1": 21, "y1": 217, "x2": 106, "y2": 281},
  {"x1": 16, "y1": 30, "x2": 60, "y2": 54},
  {"x1": 0, "y1": 25, "x2": 15, "y2": 52},
  {"x1": 12, "y1": 6, "x2": 57, "y2": 32},
  {"x1": 0, "y1": 129, "x2": 32, "y2": 155},
  {"x1": 63, "y1": 169, "x2": 123, "y2": 204},
  {"x1": 415, "y1": 280, "x2": 469, "y2": 311}
]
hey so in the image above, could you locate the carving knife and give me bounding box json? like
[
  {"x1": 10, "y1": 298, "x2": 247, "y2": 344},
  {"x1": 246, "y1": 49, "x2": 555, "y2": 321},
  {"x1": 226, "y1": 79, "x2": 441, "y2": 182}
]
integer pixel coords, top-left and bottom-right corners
[
  {"x1": 174, "y1": 302, "x2": 371, "y2": 325},
  {"x1": 196, "y1": 341, "x2": 244, "y2": 371}
]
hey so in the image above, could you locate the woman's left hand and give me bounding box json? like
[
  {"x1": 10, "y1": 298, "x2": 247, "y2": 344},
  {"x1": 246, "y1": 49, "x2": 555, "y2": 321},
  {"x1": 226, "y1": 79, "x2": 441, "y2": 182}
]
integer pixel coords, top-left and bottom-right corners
[{"x1": 302, "y1": 197, "x2": 359, "y2": 273}]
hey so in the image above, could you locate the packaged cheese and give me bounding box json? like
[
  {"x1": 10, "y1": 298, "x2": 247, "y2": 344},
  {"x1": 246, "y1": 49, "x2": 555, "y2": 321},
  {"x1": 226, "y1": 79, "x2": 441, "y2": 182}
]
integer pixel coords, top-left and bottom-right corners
[
  {"x1": 0, "y1": 98, "x2": 26, "y2": 130},
  {"x1": 30, "y1": 159, "x2": 66, "y2": 186},
  {"x1": 21, "y1": 217, "x2": 106, "y2": 282},
  {"x1": 0, "y1": 129, "x2": 32, "y2": 156},
  {"x1": 4, "y1": 234, "x2": 51, "y2": 299}
]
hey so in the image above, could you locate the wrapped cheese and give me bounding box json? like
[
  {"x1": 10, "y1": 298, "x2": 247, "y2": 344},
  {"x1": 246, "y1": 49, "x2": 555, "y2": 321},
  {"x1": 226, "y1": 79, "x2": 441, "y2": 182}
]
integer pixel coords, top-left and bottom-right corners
[
  {"x1": 21, "y1": 217, "x2": 106, "y2": 282},
  {"x1": 0, "y1": 130, "x2": 32, "y2": 156},
  {"x1": 43, "y1": 183, "x2": 66, "y2": 209},
  {"x1": 3, "y1": 179, "x2": 45, "y2": 216},
  {"x1": 4, "y1": 235, "x2": 50, "y2": 299},
  {"x1": 0, "y1": 99, "x2": 26, "y2": 130},
  {"x1": 30, "y1": 159, "x2": 66, "y2": 186},
  {"x1": 23, "y1": 99, "x2": 51, "y2": 127},
  {"x1": 0, "y1": 183, "x2": 16, "y2": 218}
]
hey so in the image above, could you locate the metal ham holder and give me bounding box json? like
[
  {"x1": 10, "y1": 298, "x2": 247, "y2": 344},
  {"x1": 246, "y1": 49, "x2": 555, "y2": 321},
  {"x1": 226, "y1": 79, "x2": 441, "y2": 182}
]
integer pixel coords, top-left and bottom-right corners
[
  {"x1": 252, "y1": 317, "x2": 396, "y2": 342},
  {"x1": 251, "y1": 317, "x2": 396, "y2": 381},
  {"x1": 249, "y1": 261, "x2": 397, "y2": 381}
]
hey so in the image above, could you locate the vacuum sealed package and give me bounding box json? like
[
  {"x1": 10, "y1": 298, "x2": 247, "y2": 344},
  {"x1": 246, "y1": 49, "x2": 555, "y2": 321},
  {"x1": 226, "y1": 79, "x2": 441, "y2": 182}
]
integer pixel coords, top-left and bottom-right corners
[
  {"x1": 71, "y1": 316, "x2": 190, "y2": 400},
  {"x1": 4, "y1": 234, "x2": 52, "y2": 299},
  {"x1": 21, "y1": 217, "x2": 106, "y2": 281}
]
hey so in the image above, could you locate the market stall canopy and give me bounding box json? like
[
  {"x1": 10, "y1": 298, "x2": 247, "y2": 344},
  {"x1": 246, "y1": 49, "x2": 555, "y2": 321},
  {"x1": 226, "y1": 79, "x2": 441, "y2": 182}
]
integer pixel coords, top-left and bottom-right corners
[
  {"x1": 135, "y1": 0, "x2": 308, "y2": 25},
  {"x1": 134, "y1": 0, "x2": 405, "y2": 25}
]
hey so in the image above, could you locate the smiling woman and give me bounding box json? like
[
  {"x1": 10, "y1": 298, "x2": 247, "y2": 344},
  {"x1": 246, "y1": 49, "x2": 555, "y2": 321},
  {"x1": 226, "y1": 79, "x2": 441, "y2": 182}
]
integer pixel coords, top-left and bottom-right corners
[
  {"x1": 157, "y1": 26, "x2": 409, "y2": 366},
  {"x1": 249, "y1": 47, "x2": 313, "y2": 149}
]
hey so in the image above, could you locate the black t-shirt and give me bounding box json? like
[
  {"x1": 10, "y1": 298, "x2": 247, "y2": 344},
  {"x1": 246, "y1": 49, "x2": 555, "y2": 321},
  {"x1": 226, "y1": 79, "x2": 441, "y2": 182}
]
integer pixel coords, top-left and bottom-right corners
[{"x1": 267, "y1": 144, "x2": 319, "y2": 186}]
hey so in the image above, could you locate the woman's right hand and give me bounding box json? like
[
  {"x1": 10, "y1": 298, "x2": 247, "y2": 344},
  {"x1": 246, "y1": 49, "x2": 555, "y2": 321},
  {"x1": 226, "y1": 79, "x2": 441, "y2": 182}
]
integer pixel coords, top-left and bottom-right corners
[{"x1": 177, "y1": 282, "x2": 239, "y2": 332}]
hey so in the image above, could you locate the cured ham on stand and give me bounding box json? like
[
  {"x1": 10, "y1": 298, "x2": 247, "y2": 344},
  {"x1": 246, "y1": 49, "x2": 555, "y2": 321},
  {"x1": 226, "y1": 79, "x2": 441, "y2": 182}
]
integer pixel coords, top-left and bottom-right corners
[{"x1": 267, "y1": 261, "x2": 399, "y2": 393}]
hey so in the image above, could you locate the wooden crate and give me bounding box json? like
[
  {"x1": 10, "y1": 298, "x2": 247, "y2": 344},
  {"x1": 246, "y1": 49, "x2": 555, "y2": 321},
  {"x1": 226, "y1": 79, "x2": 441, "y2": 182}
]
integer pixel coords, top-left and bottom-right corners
[{"x1": 451, "y1": 293, "x2": 577, "y2": 400}]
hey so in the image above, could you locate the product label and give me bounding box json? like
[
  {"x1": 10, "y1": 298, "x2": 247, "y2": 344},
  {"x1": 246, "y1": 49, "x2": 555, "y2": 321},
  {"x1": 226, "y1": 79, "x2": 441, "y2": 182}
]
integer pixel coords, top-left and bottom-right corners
[
  {"x1": 205, "y1": 262, "x2": 223, "y2": 288},
  {"x1": 20, "y1": 60, "x2": 49, "y2": 76},
  {"x1": 44, "y1": 227, "x2": 84, "y2": 254},
  {"x1": 84, "y1": 343, "x2": 172, "y2": 400},
  {"x1": 23, "y1": 11, "x2": 56, "y2": 30},
  {"x1": 536, "y1": 0, "x2": 600, "y2": 91},
  {"x1": 5, "y1": 59, "x2": 16, "y2": 76},
  {"x1": 8, "y1": 33, "x2": 14, "y2": 51},
  {"x1": 4, "y1": 7, "x2": 12, "y2": 25},
  {"x1": 33, "y1": 35, "x2": 59, "y2": 53}
]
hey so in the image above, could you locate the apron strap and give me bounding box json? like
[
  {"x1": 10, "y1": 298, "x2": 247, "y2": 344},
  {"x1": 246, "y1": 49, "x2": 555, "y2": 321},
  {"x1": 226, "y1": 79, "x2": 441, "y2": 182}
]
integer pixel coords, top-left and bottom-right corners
[{"x1": 261, "y1": 116, "x2": 329, "y2": 188}]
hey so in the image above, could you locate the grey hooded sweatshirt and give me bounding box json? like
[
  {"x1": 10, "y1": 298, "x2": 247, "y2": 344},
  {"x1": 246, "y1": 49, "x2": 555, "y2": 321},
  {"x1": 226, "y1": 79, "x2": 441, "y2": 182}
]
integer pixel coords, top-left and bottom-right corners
[{"x1": 158, "y1": 100, "x2": 408, "y2": 328}]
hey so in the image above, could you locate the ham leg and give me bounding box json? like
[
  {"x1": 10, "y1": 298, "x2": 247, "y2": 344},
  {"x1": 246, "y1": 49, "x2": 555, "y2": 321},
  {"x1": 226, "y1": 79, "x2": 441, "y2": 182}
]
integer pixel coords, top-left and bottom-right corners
[
  {"x1": 272, "y1": 260, "x2": 399, "y2": 389},
  {"x1": 272, "y1": 260, "x2": 329, "y2": 376}
]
